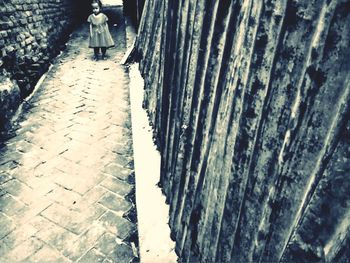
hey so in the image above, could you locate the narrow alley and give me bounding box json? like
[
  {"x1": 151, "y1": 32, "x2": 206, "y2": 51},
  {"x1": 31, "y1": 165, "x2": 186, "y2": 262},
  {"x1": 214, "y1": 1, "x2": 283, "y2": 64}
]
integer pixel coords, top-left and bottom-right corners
[
  {"x1": 1, "y1": 0, "x2": 349, "y2": 262},
  {"x1": 0, "y1": 7, "x2": 139, "y2": 263}
]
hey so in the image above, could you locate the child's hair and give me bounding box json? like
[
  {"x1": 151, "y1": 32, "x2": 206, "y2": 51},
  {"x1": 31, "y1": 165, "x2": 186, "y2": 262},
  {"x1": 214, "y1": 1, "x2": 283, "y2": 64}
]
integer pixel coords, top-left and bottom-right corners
[{"x1": 91, "y1": 0, "x2": 102, "y2": 7}]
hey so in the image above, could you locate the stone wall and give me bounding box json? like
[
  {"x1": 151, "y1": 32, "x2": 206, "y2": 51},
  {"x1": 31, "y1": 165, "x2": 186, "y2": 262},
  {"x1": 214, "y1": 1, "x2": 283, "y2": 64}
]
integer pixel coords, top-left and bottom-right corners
[
  {"x1": 0, "y1": 0, "x2": 86, "y2": 128},
  {"x1": 135, "y1": 0, "x2": 350, "y2": 262}
]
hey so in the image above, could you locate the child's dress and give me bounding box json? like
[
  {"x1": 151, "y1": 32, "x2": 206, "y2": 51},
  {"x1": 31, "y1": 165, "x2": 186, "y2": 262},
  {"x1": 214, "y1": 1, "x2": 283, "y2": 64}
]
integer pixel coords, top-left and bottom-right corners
[{"x1": 88, "y1": 13, "x2": 115, "y2": 48}]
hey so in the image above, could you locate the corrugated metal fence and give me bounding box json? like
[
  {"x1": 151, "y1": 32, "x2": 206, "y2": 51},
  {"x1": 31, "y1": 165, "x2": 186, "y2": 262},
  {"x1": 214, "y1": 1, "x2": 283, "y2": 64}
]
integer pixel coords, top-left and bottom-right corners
[{"x1": 134, "y1": 0, "x2": 350, "y2": 262}]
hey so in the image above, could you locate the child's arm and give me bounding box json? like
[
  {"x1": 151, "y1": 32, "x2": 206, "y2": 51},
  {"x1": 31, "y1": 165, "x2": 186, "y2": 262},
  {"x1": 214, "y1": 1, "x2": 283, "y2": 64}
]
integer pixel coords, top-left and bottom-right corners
[{"x1": 87, "y1": 15, "x2": 93, "y2": 37}]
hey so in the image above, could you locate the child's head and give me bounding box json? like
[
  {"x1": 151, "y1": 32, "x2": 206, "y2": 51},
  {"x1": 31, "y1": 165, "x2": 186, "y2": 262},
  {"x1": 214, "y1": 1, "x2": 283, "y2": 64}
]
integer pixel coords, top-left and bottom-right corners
[{"x1": 91, "y1": 1, "x2": 101, "y2": 15}]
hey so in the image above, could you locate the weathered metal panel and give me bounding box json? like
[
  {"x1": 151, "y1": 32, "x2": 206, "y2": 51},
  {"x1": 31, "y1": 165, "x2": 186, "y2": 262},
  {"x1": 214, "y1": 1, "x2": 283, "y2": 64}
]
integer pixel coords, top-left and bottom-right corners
[{"x1": 135, "y1": 0, "x2": 350, "y2": 262}]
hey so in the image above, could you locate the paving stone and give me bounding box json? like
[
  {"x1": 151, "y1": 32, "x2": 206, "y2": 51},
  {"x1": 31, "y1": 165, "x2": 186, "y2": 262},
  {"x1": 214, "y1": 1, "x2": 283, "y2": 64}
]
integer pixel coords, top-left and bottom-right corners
[
  {"x1": 16, "y1": 153, "x2": 46, "y2": 171},
  {"x1": 0, "y1": 160, "x2": 19, "y2": 173},
  {"x1": 115, "y1": 154, "x2": 133, "y2": 168},
  {"x1": 29, "y1": 215, "x2": 52, "y2": 230},
  {"x1": 0, "y1": 151, "x2": 23, "y2": 166},
  {"x1": 1, "y1": 178, "x2": 32, "y2": 197},
  {"x1": 0, "y1": 212, "x2": 14, "y2": 239},
  {"x1": 111, "y1": 143, "x2": 134, "y2": 157},
  {"x1": 63, "y1": 222, "x2": 105, "y2": 261},
  {"x1": 99, "y1": 211, "x2": 136, "y2": 240},
  {"x1": 0, "y1": 172, "x2": 13, "y2": 185},
  {"x1": 2, "y1": 237, "x2": 44, "y2": 262},
  {"x1": 28, "y1": 244, "x2": 69, "y2": 263},
  {"x1": 79, "y1": 151, "x2": 110, "y2": 168},
  {"x1": 53, "y1": 168, "x2": 104, "y2": 195},
  {"x1": 98, "y1": 191, "x2": 132, "y2": 213},
  {"x1": 108, "y1": 243, "x2": 135, "y2": 263},
  {"x1": 14, "y1": 187, "x2": 46, "y2": 206},
  {"x1": 24, "y1": 174, "x2": 59, "y2": 196},
  {"x1": 74, "y1": 186, "x2": 107, "y2": 206},
  {"x1": 77, "y1": 248, "x2": 106, "y2": 263},
  {"x1": 100, "y1": 176, "x2": 133, "y2": 197},
  {"x1": 96, "y1": 232, "x2": 124, "y2": 256},
  {"x1": 35, "y1": 219, "x2": 78, "y2": 252},
  {"x1": 0, "y1": 194, "x2": 27, "y2": 216},
  {"x1": 69, "y1": 199, "x2": 107, "y2": 219},
  {"x1": 41, "y1": 202, "x2": 87, "y2": 235},
  {"x1": 45, "y1": 185, "x2": 82, "y2": 206},
  {"x1": 0, "y1": 188, "x2": 7, "y2": 198},
  {"x1": 0, "y1": 240, "x2": 11, "y2": 257},
  {"x1": 104, "y1": 163, "x2": 133, "y2": 179},
  {"x1": 2, "y1": 224, "x2": 39, "y2": 254},
  {"x1": 30, "y1": 160, "x2": 59, "y2": 177},
  {"x1": 102, "y1": 153, "x2": 133, "y2": 168},
  {"x1": 11, "y1": 198, "x2": 53, "y2": 226}
]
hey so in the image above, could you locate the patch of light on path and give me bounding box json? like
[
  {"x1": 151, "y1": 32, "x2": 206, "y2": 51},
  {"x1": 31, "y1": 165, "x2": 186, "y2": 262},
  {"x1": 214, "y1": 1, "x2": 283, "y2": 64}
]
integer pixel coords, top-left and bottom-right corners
[
  {"x1": 102, "y1": 0, "x2": 123, "y2": 6},
  {"x1": 129, "y1": 63, "x2": 178, "y2": 263}
]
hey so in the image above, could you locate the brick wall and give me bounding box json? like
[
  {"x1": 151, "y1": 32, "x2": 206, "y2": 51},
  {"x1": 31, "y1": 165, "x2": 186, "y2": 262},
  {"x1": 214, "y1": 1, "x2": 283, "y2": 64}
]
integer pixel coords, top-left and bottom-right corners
[
  {"x1": 135, "y1": 0, "x2": 350, "y2": 262},
  {"x1": 0, "y1": 0, "x2": 86, "y2": 128}
]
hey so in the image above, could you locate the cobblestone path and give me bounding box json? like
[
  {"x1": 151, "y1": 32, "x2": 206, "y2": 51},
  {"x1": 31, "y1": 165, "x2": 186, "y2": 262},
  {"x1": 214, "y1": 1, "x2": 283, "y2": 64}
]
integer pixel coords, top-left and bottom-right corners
[{"x1": 0, "y1": 8, "x2": 139, "y2": 263}]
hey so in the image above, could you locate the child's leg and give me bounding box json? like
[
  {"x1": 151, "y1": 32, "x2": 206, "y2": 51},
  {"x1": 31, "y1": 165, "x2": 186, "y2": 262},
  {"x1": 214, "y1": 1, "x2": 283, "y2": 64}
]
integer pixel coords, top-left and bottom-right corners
[
  {"x1": 101, "y1": 47, "x2": 107, "y2": 58},
  {"x1": 94, "y1": 47, "x2": 100, "y2": 58}
]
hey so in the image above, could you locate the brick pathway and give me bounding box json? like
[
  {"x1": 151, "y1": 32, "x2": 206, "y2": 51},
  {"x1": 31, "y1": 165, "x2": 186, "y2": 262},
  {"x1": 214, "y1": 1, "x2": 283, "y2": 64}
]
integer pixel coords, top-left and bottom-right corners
[{"x1": 0, "y1": 9, "x2": 139, "y2": 263}]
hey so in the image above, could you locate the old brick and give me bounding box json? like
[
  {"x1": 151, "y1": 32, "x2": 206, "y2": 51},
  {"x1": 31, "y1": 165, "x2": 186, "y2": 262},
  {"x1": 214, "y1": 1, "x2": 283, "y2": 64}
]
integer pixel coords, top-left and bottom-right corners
[
  {"x1": 19, "y1": 18, "x2": 27, "y2": 25},
  {"x1": 0, "y1": 31, "x2": 8, "y2": 38},
  {"x1": 0, "y1": 22, "x2": 10, "y2": 30}
]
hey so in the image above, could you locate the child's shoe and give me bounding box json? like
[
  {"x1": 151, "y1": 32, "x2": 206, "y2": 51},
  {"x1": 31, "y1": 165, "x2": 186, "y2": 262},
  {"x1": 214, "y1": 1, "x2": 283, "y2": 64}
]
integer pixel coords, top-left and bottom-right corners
[
  {"x1": 93, "y1": 55, "x2": 99, "y2": 61},
  {"x1": 101, "y1": 55, "x2": 107, "y2": 60}
]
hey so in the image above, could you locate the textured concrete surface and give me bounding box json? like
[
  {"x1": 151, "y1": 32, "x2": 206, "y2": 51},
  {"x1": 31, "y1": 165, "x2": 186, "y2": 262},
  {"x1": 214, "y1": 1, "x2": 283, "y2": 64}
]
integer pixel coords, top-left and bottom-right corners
[{"x1": 0, "y1": 15, "x2": 139, "y2": 263}]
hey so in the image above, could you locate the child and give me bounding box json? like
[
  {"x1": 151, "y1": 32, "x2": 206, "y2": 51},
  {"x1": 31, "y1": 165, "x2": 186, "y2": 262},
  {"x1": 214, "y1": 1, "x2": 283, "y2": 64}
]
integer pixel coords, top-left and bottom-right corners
[{"x1": 87, "y1": 1, "x2": 115, "y2": 60}]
